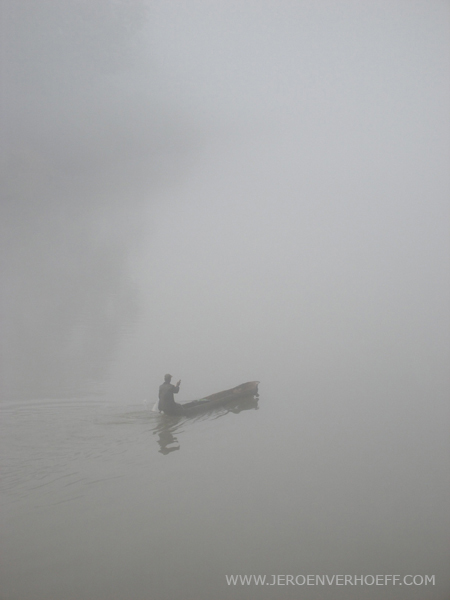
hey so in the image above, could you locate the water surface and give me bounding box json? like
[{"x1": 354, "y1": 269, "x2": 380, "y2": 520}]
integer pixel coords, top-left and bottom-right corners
[{"x1": 1, "y1": 378, "x2": 448, "y2": 600}]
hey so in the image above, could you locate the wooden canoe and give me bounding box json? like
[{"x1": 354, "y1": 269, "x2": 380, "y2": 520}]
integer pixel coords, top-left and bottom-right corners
[{"x1": 177, "y1": 381, "x2": 260, "y2": 415}]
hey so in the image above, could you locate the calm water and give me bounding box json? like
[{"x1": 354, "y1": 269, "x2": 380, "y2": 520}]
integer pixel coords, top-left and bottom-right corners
[{"x1": 1, "y1": 377, "x2": 448, "y2": 600}]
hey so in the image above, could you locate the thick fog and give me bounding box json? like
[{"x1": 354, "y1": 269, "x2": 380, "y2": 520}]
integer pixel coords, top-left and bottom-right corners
[
  {"x1": 1, "y1": 2, "x2": 449, "y2": 599},
  {"x1": 2, "y1": 0, "x2": 448, "y2": 402}
]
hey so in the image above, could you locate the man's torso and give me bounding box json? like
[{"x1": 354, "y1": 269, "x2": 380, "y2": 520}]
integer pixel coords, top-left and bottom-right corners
[{"x1": 158, "y1": 382, "x2": 179, "y2": 412}]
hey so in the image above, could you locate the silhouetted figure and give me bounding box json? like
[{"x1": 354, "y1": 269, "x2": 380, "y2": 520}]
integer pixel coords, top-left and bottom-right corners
[{"x1": 158, "y1": 374, "x2": 183, "y2": 414}]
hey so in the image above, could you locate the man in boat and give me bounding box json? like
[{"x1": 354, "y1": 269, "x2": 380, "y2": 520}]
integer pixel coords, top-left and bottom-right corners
[{"x1": 158, "y1": 374, "x2": 183, "y2": 414}]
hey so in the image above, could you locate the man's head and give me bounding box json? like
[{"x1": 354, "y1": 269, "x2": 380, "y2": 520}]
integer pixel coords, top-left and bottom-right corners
[{"x1": 164, "y1": 374, "x2": 172, "y2": 383}]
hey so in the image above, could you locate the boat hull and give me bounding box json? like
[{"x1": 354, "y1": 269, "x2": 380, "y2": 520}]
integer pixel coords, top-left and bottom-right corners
[{"x1": 177, "y1": 381, "x2": 260, "y2": 415}]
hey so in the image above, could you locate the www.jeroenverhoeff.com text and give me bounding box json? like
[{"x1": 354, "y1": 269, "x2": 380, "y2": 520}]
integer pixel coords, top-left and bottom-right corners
[{"x1": 226, "y1": 574, "x2": 435, "y2": 587}]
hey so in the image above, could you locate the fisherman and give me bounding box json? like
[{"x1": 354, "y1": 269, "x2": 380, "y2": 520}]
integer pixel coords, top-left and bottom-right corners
[{"x1": 158, "y1": 374, "x2": 182, "y2": 414}]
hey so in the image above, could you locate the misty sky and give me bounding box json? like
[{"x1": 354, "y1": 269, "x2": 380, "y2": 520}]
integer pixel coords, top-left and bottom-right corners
[{"x1": 1, "y1": 0, "x2": 449, "y2": 403}]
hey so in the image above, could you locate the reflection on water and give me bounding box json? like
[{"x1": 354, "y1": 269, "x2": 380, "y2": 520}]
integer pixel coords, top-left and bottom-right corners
[
  {"x1": 0, "y1": 394, "x2": 263, "y2": 600},
  {"x1": 154, "y1": 419, "x2": 182, "y2": 455},
  {"x1": 152, "y1": 396, "x2": 259, "y2": 455},
  {"x1": 1, "y1": 393, "x2": 448, "y2": 600},
  {"x1": 0, "y1": 395, "x2": 260, "y2": 511}
]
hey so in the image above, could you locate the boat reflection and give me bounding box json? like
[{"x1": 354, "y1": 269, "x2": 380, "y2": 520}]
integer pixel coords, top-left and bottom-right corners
[{"x1": 152, "y1": 395, "x2": 259, "y2": 455}]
